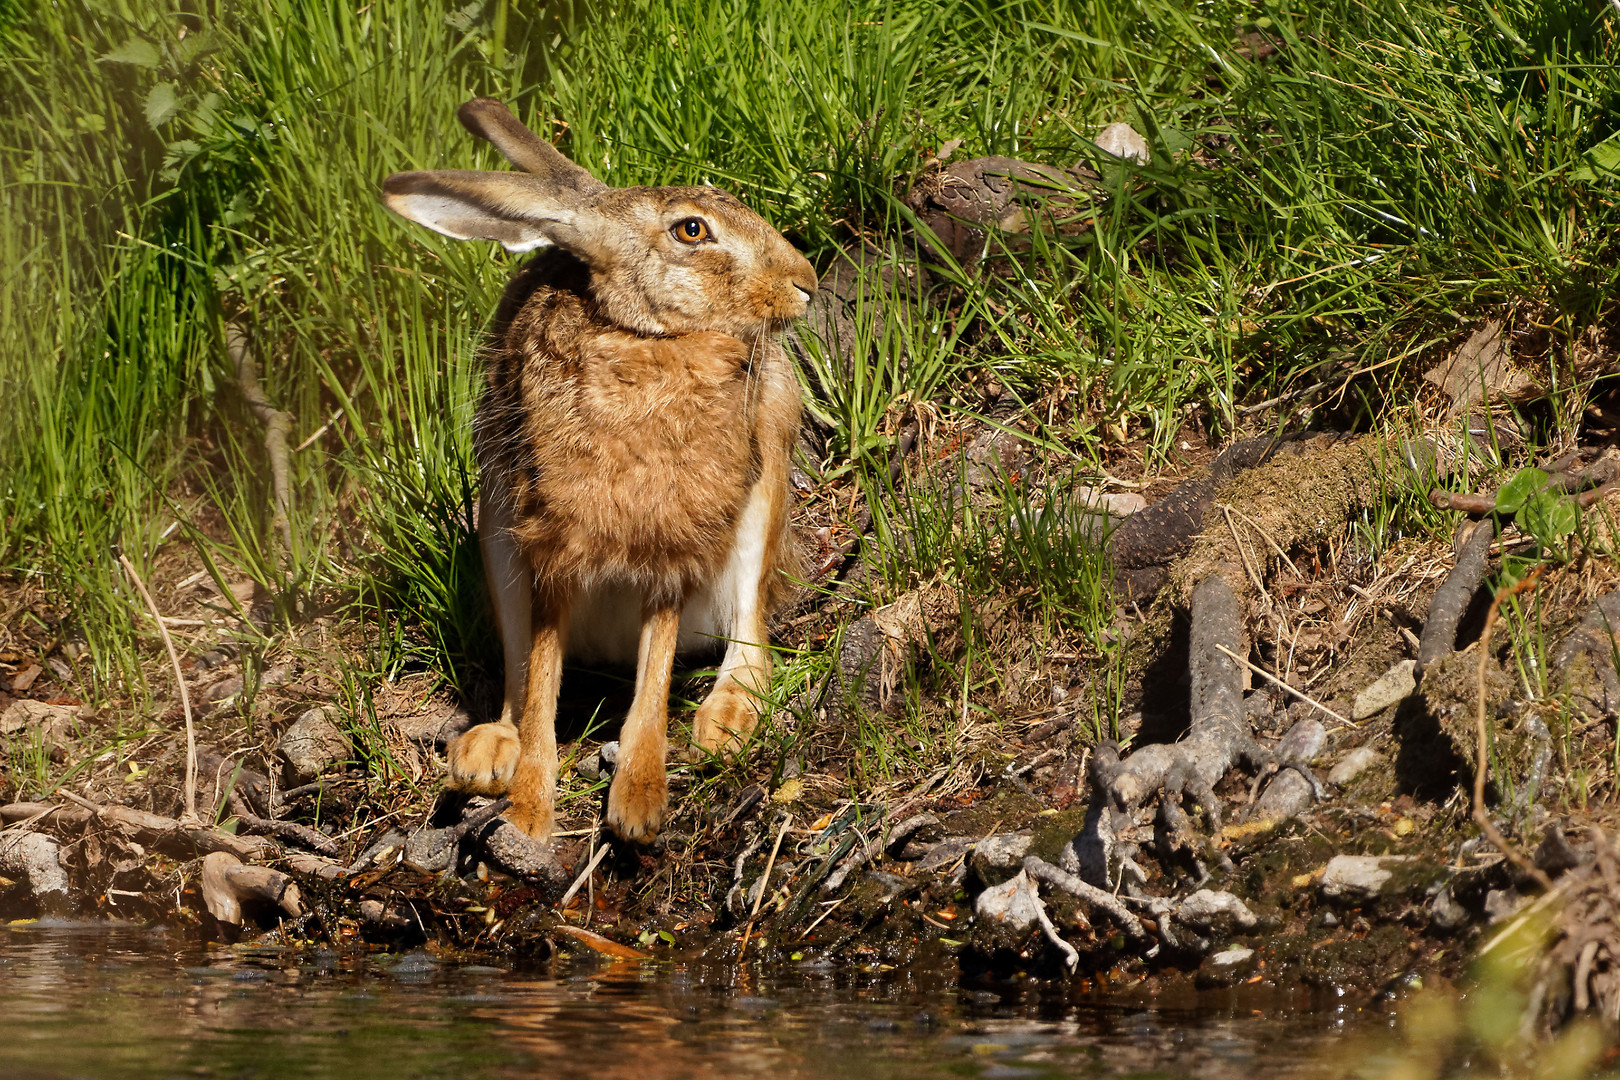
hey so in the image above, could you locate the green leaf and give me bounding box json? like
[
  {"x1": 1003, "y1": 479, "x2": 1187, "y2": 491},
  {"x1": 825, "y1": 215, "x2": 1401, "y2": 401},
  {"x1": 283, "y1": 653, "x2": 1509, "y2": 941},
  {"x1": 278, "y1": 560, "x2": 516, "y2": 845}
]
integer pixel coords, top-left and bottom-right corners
[
  {"x1": 100, "y1": 38, "x2": 161, "y2": 68},
  {"x1": 145, "y1": 82, "x2": 181, "y2": 129},
  {"x1": 1494, "y1": 468, "x2": 1546, "y2": 515},
  {"x1": 1518, "y1": 490, "x2": 1577, "y2": 543}
]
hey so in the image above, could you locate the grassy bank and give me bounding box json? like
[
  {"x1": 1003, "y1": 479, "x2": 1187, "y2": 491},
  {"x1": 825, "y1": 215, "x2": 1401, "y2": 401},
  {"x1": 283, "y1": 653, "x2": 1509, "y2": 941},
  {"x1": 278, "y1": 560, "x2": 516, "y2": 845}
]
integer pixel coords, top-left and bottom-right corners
[{"x1": 1, "y1": 0, "x2": 1616, "y2": 793}]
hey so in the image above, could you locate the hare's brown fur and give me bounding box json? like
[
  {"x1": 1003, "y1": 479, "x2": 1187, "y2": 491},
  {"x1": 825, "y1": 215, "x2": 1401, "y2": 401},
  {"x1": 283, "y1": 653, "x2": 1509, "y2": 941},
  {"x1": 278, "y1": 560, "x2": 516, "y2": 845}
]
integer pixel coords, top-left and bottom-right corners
[{"x1": 384, "y1": 100, "x2": 813, "y2": 843}]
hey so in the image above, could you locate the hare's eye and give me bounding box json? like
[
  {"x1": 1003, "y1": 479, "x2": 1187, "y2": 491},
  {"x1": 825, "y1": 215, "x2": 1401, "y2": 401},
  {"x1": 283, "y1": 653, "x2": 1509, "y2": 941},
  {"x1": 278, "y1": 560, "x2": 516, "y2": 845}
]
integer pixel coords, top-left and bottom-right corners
[{"x1": 672, "y1": 217, "x2": 710, "y2": 244}]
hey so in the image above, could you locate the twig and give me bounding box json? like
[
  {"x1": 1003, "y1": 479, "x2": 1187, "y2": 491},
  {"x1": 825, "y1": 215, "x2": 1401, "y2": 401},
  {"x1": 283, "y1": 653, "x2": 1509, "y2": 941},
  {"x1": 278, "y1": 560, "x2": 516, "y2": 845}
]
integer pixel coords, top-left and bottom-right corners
[
  {"x1": 1032, "y1": 888, "x2": 1080, "y2": 971},
  {"x1": 118, "y1": 552, "x2": 199, "y2": 825},
  {"x1": 556, "y1": 838, "x2": 611, "y2": 913},
  {"x1": 228, "y1": 793, "x2": 341, "y2": 858},
  {"x1": 1213, "y1": 643, "x2": 1355, "y2": 728},
  {"x1": 739, "y1": 814, "x2": 792, "y2": 958},
  {"x1": 797, "y1": 895, "x2": 850, "y2": 940},
  {"x1": 1473, "y1": 568, "x2": 1555, "y2": 892}
]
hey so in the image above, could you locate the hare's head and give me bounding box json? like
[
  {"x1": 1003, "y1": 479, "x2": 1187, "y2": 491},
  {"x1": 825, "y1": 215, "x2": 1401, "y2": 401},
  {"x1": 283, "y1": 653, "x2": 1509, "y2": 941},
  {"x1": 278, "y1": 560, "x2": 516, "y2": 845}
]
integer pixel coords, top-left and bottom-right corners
[{"x1": 383, "y1": 99, "x2": 816, "y2": 340}]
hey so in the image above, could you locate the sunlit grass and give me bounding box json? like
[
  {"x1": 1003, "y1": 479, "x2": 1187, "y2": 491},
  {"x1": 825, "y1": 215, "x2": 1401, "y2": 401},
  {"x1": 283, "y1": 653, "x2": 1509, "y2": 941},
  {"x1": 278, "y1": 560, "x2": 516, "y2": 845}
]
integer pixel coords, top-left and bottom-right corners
[{"x1": 0, "y1": 0, "x2": 1615, "y2": 775}]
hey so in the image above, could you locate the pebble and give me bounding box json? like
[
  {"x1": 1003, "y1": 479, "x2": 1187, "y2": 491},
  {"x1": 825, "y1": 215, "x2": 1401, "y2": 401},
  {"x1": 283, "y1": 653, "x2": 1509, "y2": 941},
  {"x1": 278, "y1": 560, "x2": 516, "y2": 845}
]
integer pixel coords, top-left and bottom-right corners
[
  {"x1": 1352, "y1": 660, "x2": 1416, "y2": 720},
  {"x1": 973, "y1": 868, "x2": 1043, "y2": 931},
  {"x1": 970, "y1": 833, "x2": 1033, "y2": 883},
  {"x1": 1429, "y1": 885, "x2": 1471, "y2": 931},
  {"x1": 1207, "y1": 946, "x2": 1255, "y2": 968},
  {"x1": 275, "y1": 706, "x2": 352, "y2": 784},
  {"x1": 1094, "y1": 122, "x2": 1151, "y2": 165},
  {"x1": 1175, "y1": 889, "x2": 1259, "y2": 933},
  {"x1": 1319, "y1": 854, "x2": 1415, "y2": 903},
  {"x1": 1328, "y1": 746, "x2": 1381, "y2": 787}
]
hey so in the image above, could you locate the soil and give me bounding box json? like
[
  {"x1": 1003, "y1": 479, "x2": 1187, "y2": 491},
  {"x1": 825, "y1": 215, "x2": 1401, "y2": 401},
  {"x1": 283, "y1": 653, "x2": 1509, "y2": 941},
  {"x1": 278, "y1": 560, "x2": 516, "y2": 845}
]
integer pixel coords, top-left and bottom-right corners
[{"x1": 3, "y1": 421, "x2": 1618, "y2": 1035}]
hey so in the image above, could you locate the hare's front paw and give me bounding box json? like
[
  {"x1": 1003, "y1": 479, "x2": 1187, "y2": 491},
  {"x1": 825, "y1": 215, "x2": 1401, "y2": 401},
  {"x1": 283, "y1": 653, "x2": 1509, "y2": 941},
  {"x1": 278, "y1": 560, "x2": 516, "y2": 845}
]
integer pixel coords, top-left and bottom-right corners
[
  {"x1": 446, "y1": 723, "x2": 520, "y2": 794},
  {"x1": 692, "y1": 683, "x2": 762, "y2": 758},
  {"x1": 606, "y1": 763, "x2": 668, "y2": 843}
]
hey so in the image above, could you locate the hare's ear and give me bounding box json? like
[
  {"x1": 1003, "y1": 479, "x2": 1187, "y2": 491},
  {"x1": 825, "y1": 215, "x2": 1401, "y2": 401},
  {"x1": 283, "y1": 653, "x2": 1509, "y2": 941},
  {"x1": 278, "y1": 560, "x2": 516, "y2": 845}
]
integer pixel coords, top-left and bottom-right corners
[
  {"x1": 382, "y1": 170, "x2": 591, "y2": 253},
  {"x1": 457, "y1": 98, "x2": 607, "y2": 196}
]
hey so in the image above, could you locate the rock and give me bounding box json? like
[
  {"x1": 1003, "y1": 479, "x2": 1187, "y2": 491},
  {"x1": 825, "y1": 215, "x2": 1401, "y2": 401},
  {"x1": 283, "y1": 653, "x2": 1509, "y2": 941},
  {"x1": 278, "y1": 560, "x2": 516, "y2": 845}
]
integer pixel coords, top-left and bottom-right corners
[
  {"x1": 913, "y1": 837, "x2": 973, "y2": 873},
  {"x1": 0, "y1": 829, "x2": 70, "y2": 913},
  {"x1": 971, "y1": 833, "x2": 1033, "y2": 884},
  {"x1": 1175, "y1": 889, "x2": 1259, "y2": 934},
  {"x1": 1484, "y1": 888, "x2": 1526, "y2": 923},
  {"x1": 481, "y1": 821, "x2": 568, "y2": 889},
  {"x1": 0, "y1": 699, "x2": 79, "y2": 748},
  {"x1": 1429, "y1": 884, "x2": 1471, "y2": 932},
  {"x1": 1197, "y1": 946, "x2": 1257, "y2": 988},
  {"x1": 1353, "y1": 660, "x2": 1416, "y2": 719},
  {"x1": 1073, "y1": 486, "x2": 1148, "y2": 517},
  {"x1": 275, "y1": 706, "x2": 352, "y2": 784},
  {"x1": 973, "y1": 868, "x2": 1043, "y2": 931},
  {"x1": 390, "y1": 708, "x2": 472, "y2": 748},
  {"x1": 963, "y1": 426, "x2": 1026, "y2": 489},
  {"x1": 1328, "y1": 746, "x2": 1381, "y2": 787},
  {"x1": 883, "y1": 813, "x2": 939, "y2": 857},
  {"x1": 1320, "y1": 854, "x2": 1416, "y2": 904},
  {"x1": 1094, "y1": 122, "x2": 1151, "y2": 165}
]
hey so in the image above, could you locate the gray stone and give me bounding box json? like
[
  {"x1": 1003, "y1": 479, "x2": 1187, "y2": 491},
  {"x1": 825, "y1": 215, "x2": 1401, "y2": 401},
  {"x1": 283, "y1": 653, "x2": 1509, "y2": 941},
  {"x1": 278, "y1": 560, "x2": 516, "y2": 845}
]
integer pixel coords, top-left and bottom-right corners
[
  {"x1": 971, "y1": 833, "x2": 1033, "y2": 884},
  {"x1": 390, "y1": 708, "x2": 471, "y2": 748},
  {"x1": 482, "y1": 821, "x2": 568, "y2": 888},
  {"x1": 0, "y1": 699, "x2": 79, "y2": 746},
  {"x1": 1208, "y1": 945, "x2": 1255, "y2": 967},
  {"x1": 1328, "y1": 746, "x2": 1381, "y2": 787},
  {"x1": 913, "y1": 837, "x2": 973, "y2": 873},
  {"x1": 1196, "y1": 946, "x2": 1258, "y2": 988},
  {"x1": 1353, "y1": 660, "x2": 1416, "y2": 720},
  {"x1": 275, "y1": 706, "x2": 352, "y2": 784},
  {"x1": 1320, "y1": 854, "x2": 1415, "y2": 904},
  {"x1": 1429, "y1": 884, "x2": 1471, "y2": 931},
  {"x1": 1484, "y1": 888, "x2": 1526, "y2": 923},
  {"x1": 973, "y1": 868, "x2": 1043, "y2": 931},
  {"x1": 1094, "y1": 122, "x2": 1151, "y2": 165},
  {"x1": 1175, "y1": 889, "x2": 1259, "y2": 933},
  {"x1": 0, "y1": 829, "x2": 70, "y2": 912}
]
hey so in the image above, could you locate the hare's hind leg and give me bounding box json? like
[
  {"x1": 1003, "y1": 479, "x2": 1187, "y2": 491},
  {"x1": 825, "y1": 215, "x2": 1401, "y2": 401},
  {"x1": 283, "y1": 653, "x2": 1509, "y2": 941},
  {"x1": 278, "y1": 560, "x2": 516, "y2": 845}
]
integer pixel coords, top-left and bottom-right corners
[{"x1": 606, "y1": 602, "x2": 681, "y2": 842}]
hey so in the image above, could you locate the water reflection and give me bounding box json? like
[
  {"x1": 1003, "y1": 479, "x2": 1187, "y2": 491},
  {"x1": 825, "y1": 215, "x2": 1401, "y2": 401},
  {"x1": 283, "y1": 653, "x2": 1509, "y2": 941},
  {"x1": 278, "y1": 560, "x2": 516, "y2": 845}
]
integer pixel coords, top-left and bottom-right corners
[{"x1": 0, "y1": 922, "x2": 1385, "y2": 1080}]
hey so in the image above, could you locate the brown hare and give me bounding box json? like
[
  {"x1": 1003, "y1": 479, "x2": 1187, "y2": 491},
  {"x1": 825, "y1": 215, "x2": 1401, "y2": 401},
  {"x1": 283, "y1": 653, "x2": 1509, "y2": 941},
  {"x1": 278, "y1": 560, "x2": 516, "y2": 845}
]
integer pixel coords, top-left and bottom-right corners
[{"x1": 382, "y1": 99, "x2": 814, "y2": 844}]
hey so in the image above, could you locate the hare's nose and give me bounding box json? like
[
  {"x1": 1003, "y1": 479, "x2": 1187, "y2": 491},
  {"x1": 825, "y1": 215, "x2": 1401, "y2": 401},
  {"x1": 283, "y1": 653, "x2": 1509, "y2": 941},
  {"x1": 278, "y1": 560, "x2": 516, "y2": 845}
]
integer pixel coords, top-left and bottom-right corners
[{"x1": 793, "y1": 284, "x2": 813, "y2": 304}]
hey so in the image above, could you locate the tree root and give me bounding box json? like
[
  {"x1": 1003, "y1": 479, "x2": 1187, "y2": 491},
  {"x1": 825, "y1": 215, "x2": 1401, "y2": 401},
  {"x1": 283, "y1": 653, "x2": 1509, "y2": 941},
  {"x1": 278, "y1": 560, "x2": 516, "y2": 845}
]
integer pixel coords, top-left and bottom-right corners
[{"x1": 1416, "y1": 518, "x2": 1497, "y2": 677}]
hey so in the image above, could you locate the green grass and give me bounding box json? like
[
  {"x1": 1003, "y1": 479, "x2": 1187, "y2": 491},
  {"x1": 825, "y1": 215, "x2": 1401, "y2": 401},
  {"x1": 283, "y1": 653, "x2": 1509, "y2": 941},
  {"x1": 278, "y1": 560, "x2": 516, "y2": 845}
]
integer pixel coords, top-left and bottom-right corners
[{"x1": 1, "y1": 0, "x2": 1616, "y2": 782}]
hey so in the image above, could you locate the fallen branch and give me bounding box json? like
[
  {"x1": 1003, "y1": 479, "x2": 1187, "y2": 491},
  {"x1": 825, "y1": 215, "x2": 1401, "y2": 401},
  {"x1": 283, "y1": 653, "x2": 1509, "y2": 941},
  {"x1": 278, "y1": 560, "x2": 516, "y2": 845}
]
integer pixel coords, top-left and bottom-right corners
[
  {"x1": 228, "y1": 793, "x2": 341, "y2": 858},
  {"x1": 1415, "y1": 519, "x2": 1496, "y2": 677},
  {"x1": 1023, "y1": 856, "x2": 1150, "y2": 942},
  {"x1": 59, "y1": 791, "x2": 276, "y2": 862}
]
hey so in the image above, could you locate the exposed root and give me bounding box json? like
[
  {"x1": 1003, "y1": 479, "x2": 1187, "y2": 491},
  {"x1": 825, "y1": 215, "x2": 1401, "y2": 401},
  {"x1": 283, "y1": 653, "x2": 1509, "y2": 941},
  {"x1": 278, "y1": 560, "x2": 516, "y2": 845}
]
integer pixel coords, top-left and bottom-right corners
[{"x1": 1415, "y1": 519, "x2": 1496, "y2": 678}]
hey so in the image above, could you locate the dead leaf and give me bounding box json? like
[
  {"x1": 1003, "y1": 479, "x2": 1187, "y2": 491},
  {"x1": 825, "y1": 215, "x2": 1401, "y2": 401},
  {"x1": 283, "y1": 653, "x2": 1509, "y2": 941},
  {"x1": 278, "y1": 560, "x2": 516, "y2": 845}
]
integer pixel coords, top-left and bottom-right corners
[
  {"x1": 551, "y1": 924, "x2": 652, "y2": 960},
  {"x1": 1423, "y1": 321, "x2": 1539, "y2": 415}
]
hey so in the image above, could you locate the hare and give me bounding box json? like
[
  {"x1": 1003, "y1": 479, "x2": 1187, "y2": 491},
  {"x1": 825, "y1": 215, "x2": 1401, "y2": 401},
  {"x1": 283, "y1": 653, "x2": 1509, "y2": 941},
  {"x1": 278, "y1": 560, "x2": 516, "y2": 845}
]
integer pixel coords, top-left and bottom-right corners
[{"x1": 383, "y1": 99, "x2": 814, "y2": 843}]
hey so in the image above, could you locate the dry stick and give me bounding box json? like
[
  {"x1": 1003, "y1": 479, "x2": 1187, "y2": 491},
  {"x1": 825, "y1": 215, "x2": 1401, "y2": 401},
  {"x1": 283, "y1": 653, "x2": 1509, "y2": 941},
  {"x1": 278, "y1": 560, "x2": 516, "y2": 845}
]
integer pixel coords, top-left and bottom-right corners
[
  {"x1": 1212, "y1": 643, "x2": 1355, "y2": 728},
  {"x1": 556, "y1": 839, "x2": 612, "y2": 914},
  {"x1": 1473, "y1": 567, "x2": 1555, "y2": 892},
  {"x1": 738, "y1": 814, "x2": 792, "y2": 958},
  {"x1": 118, "y1": 553, "x2": 199, "y2": 825},
  {"x1": 227, "y1": 325, "x2": 294, "y2": 560}
]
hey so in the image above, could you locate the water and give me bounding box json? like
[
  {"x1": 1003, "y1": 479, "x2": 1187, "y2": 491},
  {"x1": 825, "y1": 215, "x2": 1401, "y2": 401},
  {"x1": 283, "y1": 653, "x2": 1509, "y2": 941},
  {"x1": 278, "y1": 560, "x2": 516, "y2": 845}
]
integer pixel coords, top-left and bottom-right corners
[{"x1": 1, "y1": 921, "x2": 1385, "y2": 1080}]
